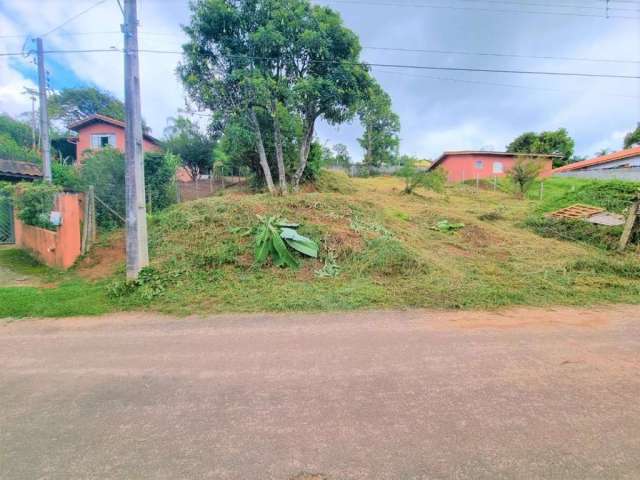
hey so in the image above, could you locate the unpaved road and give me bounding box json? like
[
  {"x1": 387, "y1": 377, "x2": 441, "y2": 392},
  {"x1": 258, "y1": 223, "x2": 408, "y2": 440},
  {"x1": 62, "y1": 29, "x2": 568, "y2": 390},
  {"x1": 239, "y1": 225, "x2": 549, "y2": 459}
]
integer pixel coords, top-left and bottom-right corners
[{"x1": 2, "y1": 307, "x2": 640, "y2": 480}]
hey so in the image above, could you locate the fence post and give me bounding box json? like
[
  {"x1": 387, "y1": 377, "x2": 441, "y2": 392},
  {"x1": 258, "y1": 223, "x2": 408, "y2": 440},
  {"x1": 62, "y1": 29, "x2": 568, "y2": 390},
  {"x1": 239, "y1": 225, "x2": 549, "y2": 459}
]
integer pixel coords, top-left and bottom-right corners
[{"x1": 540, "y1": 181, "x2": 544, "y2": 201}]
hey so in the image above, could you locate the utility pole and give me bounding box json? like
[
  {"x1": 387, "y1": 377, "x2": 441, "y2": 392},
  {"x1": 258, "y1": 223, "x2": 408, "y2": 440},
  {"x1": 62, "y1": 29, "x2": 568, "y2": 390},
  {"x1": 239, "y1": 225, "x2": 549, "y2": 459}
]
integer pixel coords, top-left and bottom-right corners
[
  {"x1": 122, "y1": 0, "x2": 149, "y2": 279},
  {"x1": 35, "y1": 38, "x2": 52, "y2": 182}
]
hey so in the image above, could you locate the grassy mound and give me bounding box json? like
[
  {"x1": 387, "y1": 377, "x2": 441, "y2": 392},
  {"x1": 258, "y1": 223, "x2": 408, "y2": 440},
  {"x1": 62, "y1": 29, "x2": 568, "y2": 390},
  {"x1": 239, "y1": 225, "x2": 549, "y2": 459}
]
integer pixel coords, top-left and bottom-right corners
[{"x1": 105, "y1": 177, "x2": 640, "y2": 314}]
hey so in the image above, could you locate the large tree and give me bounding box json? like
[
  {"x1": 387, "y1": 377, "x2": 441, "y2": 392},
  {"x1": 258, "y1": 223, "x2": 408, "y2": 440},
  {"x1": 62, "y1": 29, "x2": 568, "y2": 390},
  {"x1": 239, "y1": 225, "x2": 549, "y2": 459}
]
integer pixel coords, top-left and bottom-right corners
[
  {"x1": 163, "y1": 116, "x2": 217, "y2": 181},
  {"x1": 507, "y1": 128, "x2": 575, "y2": 168},
  {"x1": 179, "y1": 0, "x2": 371, "y2": 193},
  {"x1": 49, "y1": 87, "x2": 125, "y2": 125},
  {"x1": 358, "y1": 81, "x2": 400, "y2": 167},
  {"x1": 624, "y1": 123, "x2": 640, "y2": 149}
]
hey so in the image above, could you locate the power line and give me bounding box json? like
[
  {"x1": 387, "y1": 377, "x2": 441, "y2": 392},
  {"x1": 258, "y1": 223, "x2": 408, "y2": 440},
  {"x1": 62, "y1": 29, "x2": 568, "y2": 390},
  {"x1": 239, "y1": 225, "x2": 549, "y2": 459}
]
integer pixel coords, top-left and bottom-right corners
[
  {"x1": 5, "y1": 29, "x2": 638, "y2": 65},
  {"x1": 373, "y1": 68, "x2": 640, "y2": 98},
  {"x1": 1, "y1": 47, "x2": 639, "y2": 79},
  {"x1": 362, "y1": 46, "x2": 640, "y2": 65},
  {"x1": 40, "y1": 0, "x2": 109, "y2": 37},
  {"x1": 425, "y1": 0, "x2": 639, "y2": 12},
  {"x1": 321, "y1": 0, "x2": 640, "y2": 19}
]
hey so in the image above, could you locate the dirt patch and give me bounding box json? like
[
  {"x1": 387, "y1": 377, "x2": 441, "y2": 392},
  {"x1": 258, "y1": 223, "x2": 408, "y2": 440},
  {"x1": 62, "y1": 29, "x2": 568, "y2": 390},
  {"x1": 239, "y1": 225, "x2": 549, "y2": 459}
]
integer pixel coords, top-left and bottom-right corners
[{"x1": 76, "y1": 234, "x2": 125, "y2": 280}]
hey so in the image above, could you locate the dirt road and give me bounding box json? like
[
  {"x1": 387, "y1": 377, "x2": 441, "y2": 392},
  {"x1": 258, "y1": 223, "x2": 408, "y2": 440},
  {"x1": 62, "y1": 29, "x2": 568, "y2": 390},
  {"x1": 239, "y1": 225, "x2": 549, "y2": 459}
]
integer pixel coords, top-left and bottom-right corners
[{"x1": 2, "y1": 306, "x2": 640, "y2": 479}]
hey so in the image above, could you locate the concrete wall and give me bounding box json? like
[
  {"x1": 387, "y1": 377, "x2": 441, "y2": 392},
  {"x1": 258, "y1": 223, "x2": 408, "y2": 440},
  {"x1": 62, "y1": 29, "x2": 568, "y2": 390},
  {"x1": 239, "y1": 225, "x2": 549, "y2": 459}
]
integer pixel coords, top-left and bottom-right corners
[
  {"x1": 76, "y1": 122, "x2": 160, "y2": 161},
  {"x1": 14, "y1": 193, "x2": 83, "y2": 269},
  {"x1": 555, "y1": 169, "x2": 640, "y2": 182},
  {"x1": 438, "y1": 154, "x2": 553, "y2": 182}
]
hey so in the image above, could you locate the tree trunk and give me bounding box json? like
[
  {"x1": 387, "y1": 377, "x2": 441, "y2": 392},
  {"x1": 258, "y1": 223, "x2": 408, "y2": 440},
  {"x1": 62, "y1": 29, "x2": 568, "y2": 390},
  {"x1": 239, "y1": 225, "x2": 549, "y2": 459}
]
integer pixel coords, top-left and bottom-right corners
[
  {"x1": 272, "y1": 101, "x2": 287, "y2": 194},
  {"x1": 249, "y1": 109, "x2": 276, "y2": 194},
  {"x1": 292, "y1": 117, "x2": 315, "y2": 191}
]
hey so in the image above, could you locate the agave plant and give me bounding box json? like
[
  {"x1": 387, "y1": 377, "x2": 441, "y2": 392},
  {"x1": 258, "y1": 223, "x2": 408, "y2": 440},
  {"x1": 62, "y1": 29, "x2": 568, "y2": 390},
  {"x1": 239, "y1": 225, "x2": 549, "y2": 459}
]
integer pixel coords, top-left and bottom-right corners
[{"x1": 254, "y1": 216, "x2": 318, "y2": 268}]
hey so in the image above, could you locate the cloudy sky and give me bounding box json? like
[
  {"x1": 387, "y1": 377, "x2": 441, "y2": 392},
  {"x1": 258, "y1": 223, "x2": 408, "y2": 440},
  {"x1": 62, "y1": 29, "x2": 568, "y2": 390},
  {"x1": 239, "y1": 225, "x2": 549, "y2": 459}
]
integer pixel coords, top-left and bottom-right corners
[{"x1": 1, "y1": 0, "x2": 639, "y2": 161}]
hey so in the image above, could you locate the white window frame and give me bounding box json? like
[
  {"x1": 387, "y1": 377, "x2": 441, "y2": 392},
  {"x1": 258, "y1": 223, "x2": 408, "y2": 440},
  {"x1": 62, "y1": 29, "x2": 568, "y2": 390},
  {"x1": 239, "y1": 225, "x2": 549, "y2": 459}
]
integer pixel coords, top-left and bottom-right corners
[
  {"x1": 474, "y1": 160, "x2": 484, "y2": 170},
  {"x1": 493, "y1": 161, "x2": 504, "y2": 174},
  {"x1": 91, "y1": 133, "x2": 116, "y2": 149}
]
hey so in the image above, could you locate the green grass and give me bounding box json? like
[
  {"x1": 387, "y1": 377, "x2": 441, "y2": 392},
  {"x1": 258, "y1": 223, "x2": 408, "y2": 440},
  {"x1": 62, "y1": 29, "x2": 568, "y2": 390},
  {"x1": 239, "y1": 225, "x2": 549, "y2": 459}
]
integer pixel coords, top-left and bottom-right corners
[
  {"x1": 0, "y1": 248, "x2": 115, "y2": 319},
  {"x1": 522, "y1": 177, "x2": 640, "y2": 249}
]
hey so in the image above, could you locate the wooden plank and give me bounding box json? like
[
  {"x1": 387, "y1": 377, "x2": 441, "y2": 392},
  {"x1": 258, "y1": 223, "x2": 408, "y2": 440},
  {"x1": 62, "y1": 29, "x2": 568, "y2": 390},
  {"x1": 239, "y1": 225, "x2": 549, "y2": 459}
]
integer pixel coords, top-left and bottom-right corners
[{"x1": 618, "y1": 200, "x2": 640, "y2": 252}]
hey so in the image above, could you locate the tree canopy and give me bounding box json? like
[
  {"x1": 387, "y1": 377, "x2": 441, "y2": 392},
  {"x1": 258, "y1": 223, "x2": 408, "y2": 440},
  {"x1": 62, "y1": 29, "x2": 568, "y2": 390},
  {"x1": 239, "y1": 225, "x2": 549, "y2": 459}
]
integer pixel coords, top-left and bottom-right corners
[
  {"x1": 49, "y1": 87, "x2": 125, "y2": 125},
  {"x1": 624, "y1": 123, "x2": 640, "y2": 149},
  {"x1": 506, "y1": 128, "x2": 575, "y2": 168},
  {"x1": 163, "y1": 116, "x2": 217, "y2": 181},
  {"x1": 358, "y1": 81, "x2": 400, "y2": 167},
  {"x1": 179, "y1": 0, "x2": 372, "y2": 193}
]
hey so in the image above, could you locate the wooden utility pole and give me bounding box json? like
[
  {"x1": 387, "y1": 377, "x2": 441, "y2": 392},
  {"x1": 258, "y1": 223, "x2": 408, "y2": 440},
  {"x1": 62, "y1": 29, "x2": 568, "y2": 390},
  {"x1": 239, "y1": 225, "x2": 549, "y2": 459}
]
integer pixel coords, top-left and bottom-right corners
[
  {"x1": 36, "y1": 38, "x2": 52, "y2": 182},
  {"x1": 122, "y1": 0, "x2": 149, "y2": 279}
]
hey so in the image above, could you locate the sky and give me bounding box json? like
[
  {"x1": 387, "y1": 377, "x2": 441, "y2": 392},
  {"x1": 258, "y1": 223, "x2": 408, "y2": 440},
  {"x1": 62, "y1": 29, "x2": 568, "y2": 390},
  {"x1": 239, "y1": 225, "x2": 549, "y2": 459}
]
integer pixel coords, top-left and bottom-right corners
[{"x1": 1, "y1": 0, "x2": 639, "y2": 161}]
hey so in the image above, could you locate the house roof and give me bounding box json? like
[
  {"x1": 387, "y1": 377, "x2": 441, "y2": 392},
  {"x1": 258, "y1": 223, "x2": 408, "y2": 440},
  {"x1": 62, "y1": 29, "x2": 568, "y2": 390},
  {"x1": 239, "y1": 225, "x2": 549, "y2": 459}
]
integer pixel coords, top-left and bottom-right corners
[
  {"x1": 67, "y1": 114, "x2": 160, "y2": 145},
  {"x1": 429, "y1": 150, "x2": 560, "y2": 170},
  {"x1": 552, "y1": 146, "x2": 640, "y2": 173},
  {"x1": 0, "y1": 159, "x2": 43, "y2": 179}
]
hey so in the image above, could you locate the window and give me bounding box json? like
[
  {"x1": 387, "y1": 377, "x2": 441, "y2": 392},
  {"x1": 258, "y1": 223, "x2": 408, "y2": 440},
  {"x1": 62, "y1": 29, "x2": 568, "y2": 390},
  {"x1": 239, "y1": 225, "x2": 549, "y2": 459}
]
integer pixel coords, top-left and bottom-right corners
[
  {"x1": 493, "y1": 161, "x2": 504, "y2": 174},
  {"x1": 474, "y1": 160, "x2": 484, "y2": 170},
  {"x1": 91, "y1": 134, "x2": 116, "y2": 149}
]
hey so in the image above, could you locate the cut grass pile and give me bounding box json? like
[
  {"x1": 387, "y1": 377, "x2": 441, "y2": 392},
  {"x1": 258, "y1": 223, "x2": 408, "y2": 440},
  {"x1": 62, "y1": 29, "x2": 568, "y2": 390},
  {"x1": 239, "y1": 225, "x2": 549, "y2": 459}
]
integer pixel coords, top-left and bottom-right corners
[{"x1": 2, "y1": 175, "x2": 639, "y2": 318}]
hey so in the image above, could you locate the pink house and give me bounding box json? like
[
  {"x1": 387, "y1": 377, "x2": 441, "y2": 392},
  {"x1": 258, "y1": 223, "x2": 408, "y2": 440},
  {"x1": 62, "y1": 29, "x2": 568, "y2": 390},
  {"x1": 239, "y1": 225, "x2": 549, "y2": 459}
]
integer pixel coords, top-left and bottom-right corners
[
  {"x1": 429, "y1": 151, "x2": 557, "y2": 182},
  {"x1": 68, "y1": 114, "x2": 161, "y2": 162}
]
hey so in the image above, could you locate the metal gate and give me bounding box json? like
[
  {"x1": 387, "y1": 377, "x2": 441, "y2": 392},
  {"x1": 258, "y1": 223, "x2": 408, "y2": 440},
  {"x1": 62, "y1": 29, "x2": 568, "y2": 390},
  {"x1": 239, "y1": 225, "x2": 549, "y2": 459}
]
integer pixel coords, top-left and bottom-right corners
[{"x1": 0, "y1": 192, "x2": 15, "y2": 244}]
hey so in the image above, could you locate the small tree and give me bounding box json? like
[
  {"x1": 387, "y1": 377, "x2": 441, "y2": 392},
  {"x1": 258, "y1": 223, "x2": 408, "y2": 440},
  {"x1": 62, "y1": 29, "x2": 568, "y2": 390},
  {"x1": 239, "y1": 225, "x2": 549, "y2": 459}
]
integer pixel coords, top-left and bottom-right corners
[
  {"x1": 163, "y1": 116, "x2": 216, "y2": 181},
  {"x1": 397, "y1": 161, "x2": 446, "y2": 194},
  {"x1": 623, "y1": 123, "x2": 640, "y2": 149},
  {"x1": 507, "y1": 158, "x2": 542, "y2": 197}
]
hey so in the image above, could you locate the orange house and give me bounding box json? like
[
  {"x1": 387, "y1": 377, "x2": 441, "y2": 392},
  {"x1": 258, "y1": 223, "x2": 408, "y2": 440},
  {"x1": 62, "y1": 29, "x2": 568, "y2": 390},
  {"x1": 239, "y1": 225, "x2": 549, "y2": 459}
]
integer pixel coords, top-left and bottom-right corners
[
  {"x1": 68, "y1": 114, "x2": 161, "y2": 162},
  {"x1": 429, "y1": 151, "x2": 557, "y2": 182}
]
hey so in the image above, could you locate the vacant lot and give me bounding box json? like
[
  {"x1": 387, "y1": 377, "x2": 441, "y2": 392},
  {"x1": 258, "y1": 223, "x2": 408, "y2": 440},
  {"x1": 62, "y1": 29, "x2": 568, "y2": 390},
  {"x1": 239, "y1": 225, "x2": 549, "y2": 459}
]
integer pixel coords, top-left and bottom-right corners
[{"x1": 1, "y1": 175, "x2": 639, "y2": 317}]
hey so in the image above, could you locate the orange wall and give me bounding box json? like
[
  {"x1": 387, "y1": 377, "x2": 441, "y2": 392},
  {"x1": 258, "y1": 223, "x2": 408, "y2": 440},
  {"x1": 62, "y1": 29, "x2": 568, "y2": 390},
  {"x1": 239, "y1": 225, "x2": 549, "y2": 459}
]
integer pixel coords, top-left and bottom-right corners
[
  {"x1": 14, "y1": 193, "x2": 83, "y2": 269},
  {"x1": 76, "y1": 122, "x2": 160, "y2": 161},
  {"x1": 437, "y1": 154, "x2": 553, "y2": 182}
]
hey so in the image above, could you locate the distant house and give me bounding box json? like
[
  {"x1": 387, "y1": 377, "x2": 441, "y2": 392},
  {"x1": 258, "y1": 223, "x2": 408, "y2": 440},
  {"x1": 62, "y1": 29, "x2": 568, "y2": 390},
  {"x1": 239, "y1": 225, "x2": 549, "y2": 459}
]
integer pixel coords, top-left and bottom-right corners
[
  {"x1": 552, "y1": 146, "x2": 640, "y2": 181},
  {"x1": 68, "y1": 114, "x2": 161, "y2": 162},
  {"x1": 0, "y1": 159, "x2": 43, "y2": 182},
  {"x1": 428, "y1": 151, "x2": 556, "y2": 182}
]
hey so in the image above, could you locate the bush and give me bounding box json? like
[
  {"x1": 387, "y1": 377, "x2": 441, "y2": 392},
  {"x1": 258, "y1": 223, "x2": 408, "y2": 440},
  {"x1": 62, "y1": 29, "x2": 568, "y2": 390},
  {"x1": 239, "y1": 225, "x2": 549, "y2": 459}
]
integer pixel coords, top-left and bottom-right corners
[
  {"x1": 0, "y1": 133, "x2": 40, "y2": 163},
  {"x1": 14, "y1": 182, "x2": 61, "y2": 230},
  {"x1": 80, "y1": 148, "x2": 178, "y2": 229},
  {"x1": 397, "y1": 162, "x2": 446, "y2": 194},
  {"x1": 52, "y1": 163, "x2": 84, "y2": 192}
]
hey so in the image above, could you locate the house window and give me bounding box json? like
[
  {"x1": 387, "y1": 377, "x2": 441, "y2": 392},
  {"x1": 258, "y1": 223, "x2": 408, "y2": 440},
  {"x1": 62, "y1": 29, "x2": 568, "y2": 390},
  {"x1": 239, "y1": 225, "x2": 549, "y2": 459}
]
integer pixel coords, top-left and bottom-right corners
[
  {"x1": 474, "y1": 160, "x2": 484, "y2": 170},
  {"x1": 493, "y1": 161, "x2": 504, "y2": 174},
  {"x1": 91, "y1": 134, "x2": 116, "y2": 149}
]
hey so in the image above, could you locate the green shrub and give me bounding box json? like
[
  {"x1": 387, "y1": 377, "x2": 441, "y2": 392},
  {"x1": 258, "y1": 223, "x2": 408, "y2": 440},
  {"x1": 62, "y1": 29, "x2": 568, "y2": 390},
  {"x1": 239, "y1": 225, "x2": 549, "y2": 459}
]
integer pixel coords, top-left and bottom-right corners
[
  {"x1": 0, "y1": 133, "x2": 40, "y2": 163},
  {"x1": 355, "y1": 236, "x2": 425, "y2": 276},
  {"x1": 507, "y1": 158, "x2": 543, "y2": 197},
  {"x1": 315, "y1": 169, "x2": 356, "y2": 194},
  {"x1": 397, "y1": 162, "x2": 446, "y2": 194},
  {"x1": 80, "y1": 148, "x2": 178, "y2": 229},
  {"x1": 14, "y1": 182, "x2": 61, "y2": 230},
  {"x1": 52, "y1": 163, "x2": 85, "y2": 192}
]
